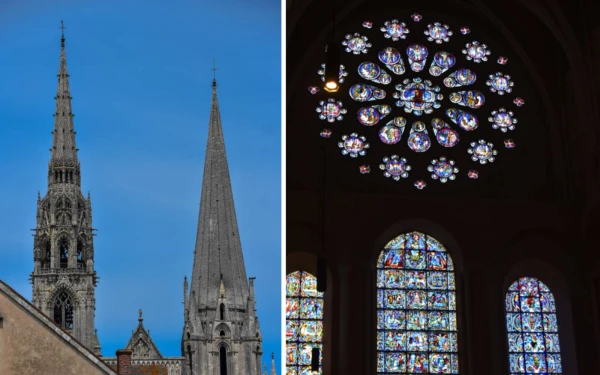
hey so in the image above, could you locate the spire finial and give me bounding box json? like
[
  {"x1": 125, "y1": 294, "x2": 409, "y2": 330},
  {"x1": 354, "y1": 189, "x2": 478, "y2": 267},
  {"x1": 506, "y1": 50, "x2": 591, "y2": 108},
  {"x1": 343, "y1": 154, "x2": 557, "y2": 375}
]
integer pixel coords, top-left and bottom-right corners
[
  {"x1": 60, "y1": 20, "x2": 66, "y2": 47},
  {"x1": 212, "y1": 59, "x2": 217, "y2": 87},
  {"x1": 138, "y1": 308, "x2": 143, "y2": 322}
]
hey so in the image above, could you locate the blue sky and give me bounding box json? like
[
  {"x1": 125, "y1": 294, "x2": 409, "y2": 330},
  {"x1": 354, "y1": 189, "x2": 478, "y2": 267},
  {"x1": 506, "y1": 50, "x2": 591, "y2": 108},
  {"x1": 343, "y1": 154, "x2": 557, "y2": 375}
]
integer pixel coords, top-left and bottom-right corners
[{"x1": 0, "y1": 0, "x2": 281, "y2": 370}]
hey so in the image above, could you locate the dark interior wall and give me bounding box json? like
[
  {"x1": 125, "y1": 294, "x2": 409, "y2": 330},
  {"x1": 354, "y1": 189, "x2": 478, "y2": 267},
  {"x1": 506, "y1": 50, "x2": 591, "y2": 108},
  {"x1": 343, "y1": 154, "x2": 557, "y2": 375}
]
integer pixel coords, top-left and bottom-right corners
[{"x1": 286, "y1": 0, "x2": 600, "y2": 374}]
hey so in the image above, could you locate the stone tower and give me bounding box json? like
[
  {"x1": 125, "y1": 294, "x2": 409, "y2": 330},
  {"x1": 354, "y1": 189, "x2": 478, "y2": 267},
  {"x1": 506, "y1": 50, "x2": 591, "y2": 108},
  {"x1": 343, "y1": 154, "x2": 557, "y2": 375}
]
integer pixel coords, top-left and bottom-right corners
[
  {"x1": 30, "y1": 23, "x2": 101, "y2": 355},
  {"x1": 181, "y1": 77, "x2": 263, "y2": 375}
]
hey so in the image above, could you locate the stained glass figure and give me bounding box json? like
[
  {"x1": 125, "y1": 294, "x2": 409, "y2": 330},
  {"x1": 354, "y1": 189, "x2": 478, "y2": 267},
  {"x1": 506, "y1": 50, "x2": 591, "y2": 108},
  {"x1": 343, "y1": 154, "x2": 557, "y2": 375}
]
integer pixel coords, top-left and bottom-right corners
[
  {"x1": 407, "y1": 121, "x2": 432, "y2": 153},
  {"x1": 349, "y1": 83, "x2": 387, "y2": 102},
  {"x1": 339, "y1": 133, "x2": 370, "y2": 157},
  {"x1": 505, "y1": 277, "x2": 563, "y2": 374},
  {"x1": 446, "y1": 108, "x2": 479, "y2": 131},
  {"x1": 486, "y1": 73, "x2": 514, "y2": 95},
  {"x1": 429, "y1": 52, "x2": 455, "y2": 77},
  {"x1": 489, "y1": 108, "x2": 517, "y2": 132},
  {"x1": 358, "y1": 105, "x2": 392, "y2": 126},
  {"x1": 406, "y1": 45, "x2": 429, "y2": 72},
  {"x1": 316, "y1": 99, "x2": 347, "y2": 123},
  {"x1": 318, "y1": 64, "x2": 348, "y2": 83},
  {"x1": 449, "y1": 90, "x2": 485, "y2": 109},
  {"x1": 394, "y1": 78, "x2": 442, "y2": 116},
  {"x1": 379, "y1": 47, "x2": 406, "y2": 75},
  {"x1": 467, "y1": 140, "x2": 497, "y2": 164},
  {"x1": 381, "y1": 20, "x2": 409, "y2": 41},
  {"x1": 462, "y1": 41, "x2": 490, "y2": 63},
  {"x1": 428, "y1": 157, "x2": 459, "y2": 182},
  {"x1": 377, "y1": 232, "x2": 459, "y2": 374},
  {"x1": 443, "y1": 68, "x2": 476, "y2": 88},
  {"x1": 379, "y1": 118, "x2": 406, "y2": 145},
  {"x1": 424, "y1": 23, "x2": 452, "y2": 44},
  {"x1": 431, "y1": 118, "x2": 459, "y2": 148},
  {"x1": 380, "y1": 155, "x2": 411, "y2": 181},
  {"x1": 287, "y1": 271, "x2": 324, "y2": 375},
  {"x1": 358, "y1": 62, "x2": 392, "y2": 85},
  {"x1": 343, "y1": 33, "x2": 372, "y2": 54}
]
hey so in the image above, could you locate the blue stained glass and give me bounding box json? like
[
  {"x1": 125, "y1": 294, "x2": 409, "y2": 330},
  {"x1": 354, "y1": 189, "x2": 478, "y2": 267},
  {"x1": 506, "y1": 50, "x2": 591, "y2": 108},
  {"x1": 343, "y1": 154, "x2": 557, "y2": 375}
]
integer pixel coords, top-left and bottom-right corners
[
  {"x1": 286, "y1": 271, "x2": 324, "y2": 374},
  {"x1": 505, "y1": 277, "x2": 563, "y2": 374},
  {"x1": 377, "y1": 232, "x2": 459, "y2": 374}
]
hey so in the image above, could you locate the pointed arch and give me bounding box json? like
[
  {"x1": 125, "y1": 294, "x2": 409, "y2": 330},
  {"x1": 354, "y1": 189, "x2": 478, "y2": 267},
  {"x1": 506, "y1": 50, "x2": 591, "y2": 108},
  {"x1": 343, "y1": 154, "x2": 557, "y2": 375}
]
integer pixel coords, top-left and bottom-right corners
[
  {"x1": 51, "y1": 289, "x2": 75, "y2": 331},
  {"x1": 504, "y1": 276, "x2": 562, "y2": 373},
  {"x1": 219, "y1": 345, "x2": 228, "y2": 375},
  {"x1": 376, "y1": 231, "x2": 459, "y2": 374},
  {"x1": 57, "y1": 236, "x2": 69, "y2": 268},
  {"x1": 503, "y1": 258, "x2": 579, "y2": 374},
  {"x1": 286, "y1": 270, "x2": 324, "y2": 374},
  {"x1": 215, "y1": 323, "x2": 231, "y2": 337}
]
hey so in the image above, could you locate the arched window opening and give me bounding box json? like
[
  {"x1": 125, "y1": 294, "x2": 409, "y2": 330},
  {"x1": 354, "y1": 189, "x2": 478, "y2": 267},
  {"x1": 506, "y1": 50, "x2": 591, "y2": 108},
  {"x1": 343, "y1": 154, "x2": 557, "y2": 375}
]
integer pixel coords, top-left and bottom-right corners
[
  {"x1": 286, "y1": 271, "x2": 324, "y2": 374},
  {"x1": 43, "y1": 241, "x2": 51, "y2": 268},
  {"x1": 220, "y1": 303, "x2": 225, "y2": 320},
  {"x1": 77, "y1": 240, "x2": 84, "y2": 269},
  {"x1": 505, "y1": 277, "x2": 562, "y2": 374},
  {"x1": 187, "y1": 345, "x2": 193, "y2": 375},
  {"x1": 220, "y1": 330, "x2": 225, "y2": 337},
  {"x1": 59, "y1": 238, "x2": 69, "y2": 269},
  {"x1": 53, "y1": 292, "x2": 73, "y2": 330},
  {"x1": 187, "y1": 332, "x2": 191, "y2": 339},
  {"x1": 376, "y1": 231, "x2": 459, "y2": 374},
  {"x1": 219, "y1": 346, "x2": 228, "y2": 375}
]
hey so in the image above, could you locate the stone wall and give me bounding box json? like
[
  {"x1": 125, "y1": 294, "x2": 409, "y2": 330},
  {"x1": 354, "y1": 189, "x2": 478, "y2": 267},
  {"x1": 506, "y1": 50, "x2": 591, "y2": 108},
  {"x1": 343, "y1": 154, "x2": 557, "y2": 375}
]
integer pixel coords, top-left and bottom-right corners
[{"x1": 0, "y1": 281, "x2": 116, "y2": 375}]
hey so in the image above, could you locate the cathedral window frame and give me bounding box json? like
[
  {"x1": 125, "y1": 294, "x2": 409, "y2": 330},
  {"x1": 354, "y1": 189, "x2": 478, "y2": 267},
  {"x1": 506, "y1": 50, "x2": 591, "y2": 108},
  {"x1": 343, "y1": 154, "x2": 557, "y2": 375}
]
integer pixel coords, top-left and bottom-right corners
[
  {"x1": 370, "y1": 220, "x2": 467, "y2": 375},
  {"x1": 52, "y1": 289, "x2": 75, "y2": 331},
  {"x1": 502, "y1": 258, "x2": 579, "y2": 375},
  {"x1": 286, "y1": 251, "x2": 332, "y2": 375},
  {"x1": 57, "y1": 235, "x2": 70, "y2": 269}
]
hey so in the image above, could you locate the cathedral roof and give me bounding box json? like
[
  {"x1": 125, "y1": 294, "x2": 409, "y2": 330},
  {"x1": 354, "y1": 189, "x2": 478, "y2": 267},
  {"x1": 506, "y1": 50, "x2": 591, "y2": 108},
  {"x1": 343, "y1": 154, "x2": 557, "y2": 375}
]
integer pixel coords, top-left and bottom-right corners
[
  {"x1": 50, "y1": 21, "x2": 79, "y2": 166},
  {"x1": 0, "y1": 280, "x2": 117, "y2": 374},
  {"x1": 124, "y1": 309, "x2": 163, "y2": 359},
  {"x1": 190, "y1": 77, "x2": 249, "y2": 309}
]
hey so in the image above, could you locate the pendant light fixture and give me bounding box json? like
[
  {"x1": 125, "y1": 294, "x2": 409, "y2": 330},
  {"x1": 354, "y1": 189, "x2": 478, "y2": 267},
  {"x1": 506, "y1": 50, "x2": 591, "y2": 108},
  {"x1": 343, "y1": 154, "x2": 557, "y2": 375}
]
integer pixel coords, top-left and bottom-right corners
[{"x1": 323, "y1": 0, "x2": 339, "y2": 92}]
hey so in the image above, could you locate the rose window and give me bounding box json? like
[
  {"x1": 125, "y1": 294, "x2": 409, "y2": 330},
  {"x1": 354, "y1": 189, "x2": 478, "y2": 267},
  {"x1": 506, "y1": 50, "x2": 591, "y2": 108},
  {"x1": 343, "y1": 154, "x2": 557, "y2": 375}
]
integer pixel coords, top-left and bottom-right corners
[{"x1": 310, "y1": 13, "x2": 525, "y2": 189}]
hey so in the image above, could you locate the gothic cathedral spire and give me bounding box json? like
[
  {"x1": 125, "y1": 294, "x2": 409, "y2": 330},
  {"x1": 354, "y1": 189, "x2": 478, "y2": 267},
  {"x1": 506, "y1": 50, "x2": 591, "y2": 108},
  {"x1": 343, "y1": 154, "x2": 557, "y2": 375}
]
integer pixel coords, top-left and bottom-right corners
[
  {"x1": 182, "y1": 73, "x2": 263, "y2": 375},
  {"x1": 30, "y1": 22, "x2": 99, "y2": 354}
]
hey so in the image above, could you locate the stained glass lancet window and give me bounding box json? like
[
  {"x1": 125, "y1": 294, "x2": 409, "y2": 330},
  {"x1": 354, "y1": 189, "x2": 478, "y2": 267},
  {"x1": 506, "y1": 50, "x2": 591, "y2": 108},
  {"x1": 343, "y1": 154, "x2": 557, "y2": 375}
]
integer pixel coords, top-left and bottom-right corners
[
  {"x1": 505, "y1": 277, "x2": 563, "y2": 374},
  {"x1": 286, "y1": 271, "x2": 324, "y2": 375},
  {"x1": 376, "y1": 231, "x2": 459, "y2": 374}
]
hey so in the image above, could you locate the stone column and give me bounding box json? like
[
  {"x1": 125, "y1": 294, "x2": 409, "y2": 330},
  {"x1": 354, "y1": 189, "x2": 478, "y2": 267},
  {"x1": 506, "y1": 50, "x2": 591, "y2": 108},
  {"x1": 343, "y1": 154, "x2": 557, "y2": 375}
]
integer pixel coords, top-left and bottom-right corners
[{"x1": 337, "y1": 264, "x2": 352, "y2": 375}]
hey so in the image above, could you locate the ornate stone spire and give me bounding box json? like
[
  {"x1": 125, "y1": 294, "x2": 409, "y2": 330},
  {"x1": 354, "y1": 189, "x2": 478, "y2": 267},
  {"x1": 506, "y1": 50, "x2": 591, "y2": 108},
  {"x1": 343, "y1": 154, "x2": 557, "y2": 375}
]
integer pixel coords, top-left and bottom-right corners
[
  {"x1": 270, "y1": 353, "x2": 277, "y2": 375},
  {"x1": 30, "y1": 21, "x2": 98, "y2": 353},
  {"x1": 93, "y1": 329, "x2": 101, "y2": 356},
  {"x1": 190, "y1": 75, "x2": 248, "y2": 310},
  {"x1": 50, "y1": 20, "x2": 79, "y2": 170}
]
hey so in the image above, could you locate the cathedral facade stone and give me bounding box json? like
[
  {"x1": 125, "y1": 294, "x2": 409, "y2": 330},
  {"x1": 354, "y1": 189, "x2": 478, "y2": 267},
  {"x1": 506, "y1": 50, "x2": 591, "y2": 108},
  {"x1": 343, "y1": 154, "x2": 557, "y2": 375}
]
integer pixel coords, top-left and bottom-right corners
[
  {"x1": 180, "y1": 79, "x2": 264, "y2": 375},
  {"x1": 29, "y1": 26, "x2": 100, "y2": 355}
]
